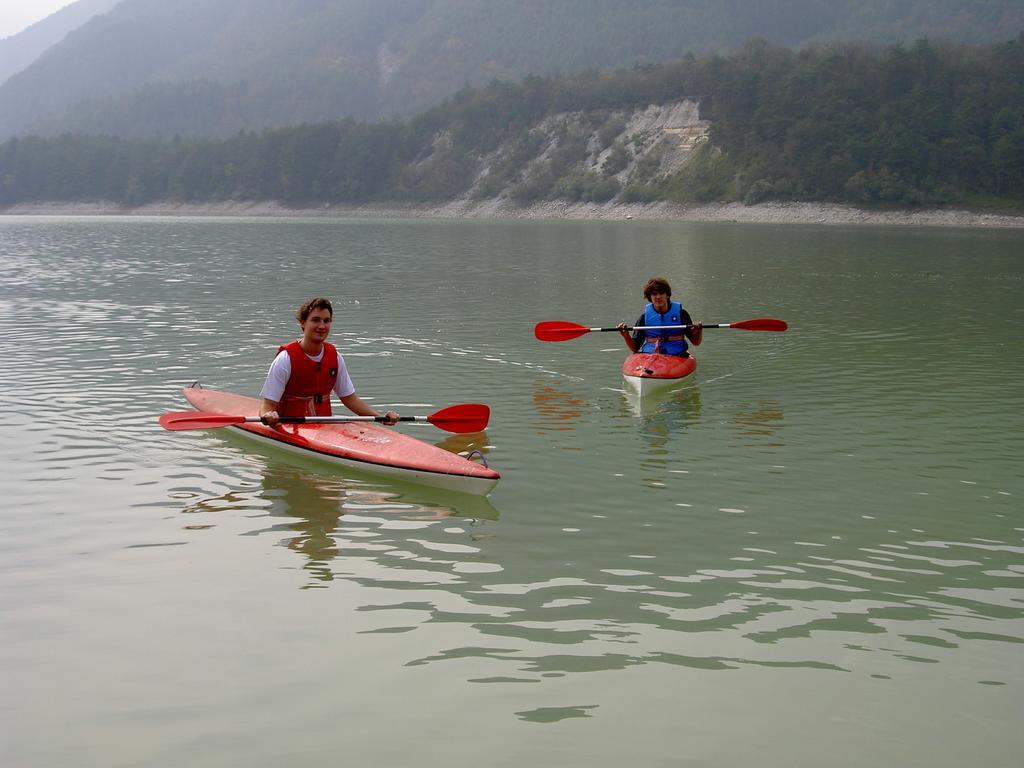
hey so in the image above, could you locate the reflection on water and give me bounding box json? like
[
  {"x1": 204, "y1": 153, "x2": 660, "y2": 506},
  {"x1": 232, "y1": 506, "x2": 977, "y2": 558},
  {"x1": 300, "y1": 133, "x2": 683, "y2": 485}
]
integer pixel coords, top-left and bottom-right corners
[
  {"x1": 533, "y1": 383, "x2": 590, "y2": 432},
  {"x1": 432, "y1": 430, "x2": 493, "y2": 464},
  {"x1": 620, "y1": 382, "x2": 703, "y2": 421},
  {"x1": 257, "y1": 466, "x2": 347, "y2": 584},
  {"x1": 732, "y1": 400, "x2": 784, "y2": 445},
  {"x1": 622, "y1": 385, "x2": 703, "y2": 470},
  {"x1": 176, "y1": 454, "x2": 500, "y2": 587}
]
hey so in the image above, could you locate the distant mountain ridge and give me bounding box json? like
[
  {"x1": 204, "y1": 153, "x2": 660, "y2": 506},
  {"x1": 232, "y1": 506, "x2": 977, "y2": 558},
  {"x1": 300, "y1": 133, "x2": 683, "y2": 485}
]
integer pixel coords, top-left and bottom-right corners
[
  {"x1": 3, "y1": 38, "x2": 1022, "y2": 211},
  {"x1": 0, "y1": 0, "x2": 121, "y2": 86},
  {"x1": 0, "y1": 0, "x2": 1021, "y2": 140}
]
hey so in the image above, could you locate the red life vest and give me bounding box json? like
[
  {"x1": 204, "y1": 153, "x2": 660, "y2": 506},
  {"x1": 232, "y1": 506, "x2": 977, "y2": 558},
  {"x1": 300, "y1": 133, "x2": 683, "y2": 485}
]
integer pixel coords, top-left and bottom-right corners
[{"x1": 277, "y1": 340, "x2": 339, "y2": 417}]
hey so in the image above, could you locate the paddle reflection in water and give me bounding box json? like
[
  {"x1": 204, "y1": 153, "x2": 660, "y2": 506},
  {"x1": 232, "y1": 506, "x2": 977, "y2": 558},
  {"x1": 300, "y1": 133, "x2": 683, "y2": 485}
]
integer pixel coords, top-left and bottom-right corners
[
  {"x1": 732, "y1": 400, "x2": 785, "y2": 445},
  {"x1": 432, "y1": 430, "x2": 493, "y2": 464},
  {"x1": 533, "y1": 382, "x2": 589, "y2": 433}
]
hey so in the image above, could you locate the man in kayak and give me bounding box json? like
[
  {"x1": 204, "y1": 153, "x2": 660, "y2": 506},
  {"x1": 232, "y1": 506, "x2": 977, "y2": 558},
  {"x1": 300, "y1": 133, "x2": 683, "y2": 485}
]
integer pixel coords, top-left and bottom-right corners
[
  {"x1": 617, "y1": 276, "x2": 703, "y2": 355},
  {"x1": 259, "y1": 297, "x2": 399, "y2": 427}
]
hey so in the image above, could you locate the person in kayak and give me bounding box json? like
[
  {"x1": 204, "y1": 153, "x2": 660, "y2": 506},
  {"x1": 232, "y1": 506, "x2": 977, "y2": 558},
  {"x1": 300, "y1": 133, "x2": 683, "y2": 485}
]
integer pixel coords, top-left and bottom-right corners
[
  {"x1": 617, "y1": 276, "x2": 702, "y2": 355},
  {"x1": 259, "y1": 297, "x2": 399, "y2": 427}
]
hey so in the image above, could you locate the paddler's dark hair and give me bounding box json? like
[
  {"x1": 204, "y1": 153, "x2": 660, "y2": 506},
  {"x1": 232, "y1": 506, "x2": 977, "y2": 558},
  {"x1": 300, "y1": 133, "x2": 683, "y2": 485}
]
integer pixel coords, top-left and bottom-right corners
[
  {"x1": 296, "y1": 297, "x2": 333, "y2": 322},
  {"x1": 643, "y1": 277, "x2": 672, "y2": 300}
]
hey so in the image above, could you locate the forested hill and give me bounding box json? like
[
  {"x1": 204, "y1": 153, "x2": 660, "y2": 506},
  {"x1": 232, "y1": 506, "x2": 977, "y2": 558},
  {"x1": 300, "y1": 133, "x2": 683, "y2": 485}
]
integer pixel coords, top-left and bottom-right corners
[
  {"x1": 3, "y1": 39, "x2": 1023, "y2": 211},
  {"x1": 0, "y1": 0, "x2": 120, "y2": 86},
  {"x1": 0, "y1": 0, "x2": 1022, "y2": 140}
]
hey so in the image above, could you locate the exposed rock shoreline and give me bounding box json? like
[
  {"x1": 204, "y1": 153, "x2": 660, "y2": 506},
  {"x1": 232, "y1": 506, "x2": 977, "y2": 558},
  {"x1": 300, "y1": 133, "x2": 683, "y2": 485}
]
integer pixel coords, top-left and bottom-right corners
[{"x1": 3, "y1": 199, "x2": 1023, "y2": 228}]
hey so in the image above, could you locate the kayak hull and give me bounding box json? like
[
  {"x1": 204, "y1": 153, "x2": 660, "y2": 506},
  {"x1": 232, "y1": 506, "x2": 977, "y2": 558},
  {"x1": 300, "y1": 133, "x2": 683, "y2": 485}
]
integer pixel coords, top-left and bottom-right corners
[
  {"x1": 181, "y1": 387, "x2": 500, "y2": 495},
  {"x1": 622, "y1": 353, "x2": 697, "y2": 397}
]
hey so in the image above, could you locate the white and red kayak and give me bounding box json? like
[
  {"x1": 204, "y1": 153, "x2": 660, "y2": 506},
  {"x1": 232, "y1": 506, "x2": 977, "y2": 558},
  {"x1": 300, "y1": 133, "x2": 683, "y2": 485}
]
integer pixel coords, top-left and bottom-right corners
[
  {"x1": 622, "y1": 353, "x2": 697, "y2": 397},
  {"x1": 181, "y1": 386, "x2": 500, "y2": 495}
]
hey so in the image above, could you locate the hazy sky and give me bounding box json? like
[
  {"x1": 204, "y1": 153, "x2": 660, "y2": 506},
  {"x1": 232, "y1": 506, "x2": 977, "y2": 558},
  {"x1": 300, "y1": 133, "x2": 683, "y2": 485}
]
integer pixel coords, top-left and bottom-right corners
[{"x1": 1, "y1": 0, "x2": 77, "y2": 39}]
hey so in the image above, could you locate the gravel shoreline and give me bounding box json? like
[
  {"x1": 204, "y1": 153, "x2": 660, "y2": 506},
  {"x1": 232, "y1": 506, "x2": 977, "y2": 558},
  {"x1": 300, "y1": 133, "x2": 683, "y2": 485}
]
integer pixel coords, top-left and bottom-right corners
[{"x1": 3, "y1": 198, "x2": 1023, "y2": 228}]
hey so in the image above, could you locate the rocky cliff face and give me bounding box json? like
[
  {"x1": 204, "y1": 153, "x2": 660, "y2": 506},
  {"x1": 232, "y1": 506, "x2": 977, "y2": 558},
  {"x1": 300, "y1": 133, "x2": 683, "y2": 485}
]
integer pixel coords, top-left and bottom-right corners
[
  {"x1": 461, "y1": 100, "x2": 711, "y2": 203},
  {"x1": 608, "y1": 101, "x2": 711, "y2": 178}
]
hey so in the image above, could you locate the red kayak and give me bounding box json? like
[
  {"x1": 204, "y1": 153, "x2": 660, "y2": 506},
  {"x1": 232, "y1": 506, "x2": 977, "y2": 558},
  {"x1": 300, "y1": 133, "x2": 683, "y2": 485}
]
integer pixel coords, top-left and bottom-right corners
[
  {"x1": 622, "y1": 353, "x2": 697, "y2": 397},
  {"x1": 181, "y1": 386, "x2": 499, "y2": 495}
]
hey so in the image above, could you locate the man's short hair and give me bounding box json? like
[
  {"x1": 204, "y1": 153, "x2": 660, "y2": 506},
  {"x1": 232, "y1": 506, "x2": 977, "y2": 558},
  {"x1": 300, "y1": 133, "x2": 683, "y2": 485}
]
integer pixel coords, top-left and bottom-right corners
[{"x1": 296, "y1": 297, "x2": 333, "y2": 323}]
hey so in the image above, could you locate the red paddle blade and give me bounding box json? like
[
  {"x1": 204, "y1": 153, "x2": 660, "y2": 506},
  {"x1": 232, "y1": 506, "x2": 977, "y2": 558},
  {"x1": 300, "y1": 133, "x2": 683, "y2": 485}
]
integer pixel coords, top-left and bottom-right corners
[
  {"x1": 729, "y1": 317, "x2": 788, "y2": 332},
  {"x1": 427, "y1": 404, "x2": 490, "y2": 433},
  {"x1": 159, "y1": 412, "x2": 247, "y2": 431},
  {"x1": 534, "y1": 321, "x2": 591, "y2": 341}
]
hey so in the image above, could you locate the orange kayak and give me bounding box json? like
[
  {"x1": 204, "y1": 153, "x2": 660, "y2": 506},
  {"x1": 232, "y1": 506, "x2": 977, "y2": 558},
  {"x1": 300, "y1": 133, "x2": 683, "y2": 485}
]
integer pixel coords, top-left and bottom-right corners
[
  {"x1": 181, "y1": 386, "x2": 499, "y2": 495},
  {"x1": 622, "y1": 353, "x2": 697, "y2": 397}
]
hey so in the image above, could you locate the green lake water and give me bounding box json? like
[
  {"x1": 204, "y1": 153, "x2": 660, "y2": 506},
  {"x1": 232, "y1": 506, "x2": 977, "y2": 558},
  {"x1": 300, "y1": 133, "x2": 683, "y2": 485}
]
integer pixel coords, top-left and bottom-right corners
[{"x1": 1, "y1": 215, "x2": 1021, "y2": 767}]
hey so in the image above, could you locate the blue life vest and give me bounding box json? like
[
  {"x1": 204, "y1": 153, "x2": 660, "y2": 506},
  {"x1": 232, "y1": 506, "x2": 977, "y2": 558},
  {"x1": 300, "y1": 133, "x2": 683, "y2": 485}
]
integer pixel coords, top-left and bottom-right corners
[{"x1": 641, "y1": 301, "x2": 687, "y2": 355}]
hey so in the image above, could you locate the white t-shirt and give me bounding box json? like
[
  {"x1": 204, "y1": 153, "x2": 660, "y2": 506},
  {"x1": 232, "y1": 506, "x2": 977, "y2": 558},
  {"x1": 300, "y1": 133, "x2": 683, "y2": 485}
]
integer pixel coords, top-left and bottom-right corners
[{"x1": 259, "y1": 346, "x2": 355, "y2": 403}]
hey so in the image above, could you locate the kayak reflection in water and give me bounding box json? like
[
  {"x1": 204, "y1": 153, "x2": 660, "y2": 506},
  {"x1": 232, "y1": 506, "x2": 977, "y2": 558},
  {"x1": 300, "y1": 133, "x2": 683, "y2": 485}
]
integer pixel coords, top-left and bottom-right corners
[
  {"x1": 616, "y1": 276, "x2": 703, "y2": 356},
  {"x1": 259, "y1": 297, "x2": 400, "y2": 428}
]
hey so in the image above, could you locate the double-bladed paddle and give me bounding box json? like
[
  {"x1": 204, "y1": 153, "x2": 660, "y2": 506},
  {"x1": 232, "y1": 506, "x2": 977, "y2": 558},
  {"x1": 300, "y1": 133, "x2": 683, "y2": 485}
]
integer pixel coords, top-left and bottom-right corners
[
  {"x1": 159, "y1": 403, "x2": 490, "y2": 434},
  {"x1": 534, "y1": 317, "x2": 788, "y2": 342}
]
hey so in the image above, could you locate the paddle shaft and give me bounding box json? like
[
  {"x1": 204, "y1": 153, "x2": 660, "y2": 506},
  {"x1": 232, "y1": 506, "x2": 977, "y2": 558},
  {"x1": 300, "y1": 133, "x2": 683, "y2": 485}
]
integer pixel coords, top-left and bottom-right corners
[
  {"x1": 160, "y1": 402, "x2": 490, "y2": 433},
  {"x1": 588, "y1": 323, "x2": 729, "y2": 332},
  {"x1": 534, "y1": 317, "x2": 786, "y2": 342},
  {"x1": 247, "y1": 415, "x2": 422, "y2": 425}
]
